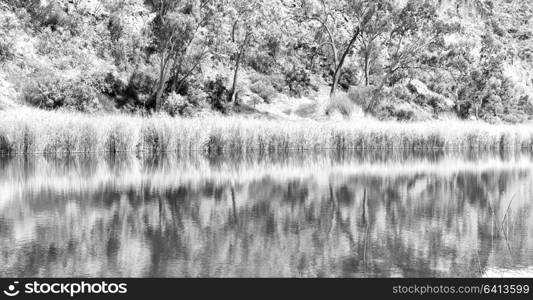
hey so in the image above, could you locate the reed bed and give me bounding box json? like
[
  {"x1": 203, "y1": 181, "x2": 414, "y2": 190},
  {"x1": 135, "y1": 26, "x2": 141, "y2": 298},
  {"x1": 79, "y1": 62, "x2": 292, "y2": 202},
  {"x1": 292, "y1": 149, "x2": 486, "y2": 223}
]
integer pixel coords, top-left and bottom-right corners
[{"x1": 2, "y1": 108, "x2": 533, "y2": 155}]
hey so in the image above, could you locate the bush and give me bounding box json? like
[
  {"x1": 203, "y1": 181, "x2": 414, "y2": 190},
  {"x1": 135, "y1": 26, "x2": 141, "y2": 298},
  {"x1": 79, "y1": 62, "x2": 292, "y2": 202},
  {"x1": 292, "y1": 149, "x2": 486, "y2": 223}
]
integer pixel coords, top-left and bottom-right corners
[
  {"x1": 250, "y1": 80, "x2": 277, "y2": 103},
  {"x1": 0, "y1": 34, "x2": 14, "y2": 63},
  {"x1": 162, "y1": 92, "x2": 190, "y2": 117},
  {"x1": 204, "y1": 75, "x2": 229, "y2": 112},
  {"x1": 499, "y1": 114, "x2": 521, "y2": 124},
  {"x1": 375, "y1": 103, "x2": 417, "y2": 121},
  {"x1": 248, "y1": 53, "x2": 275, "y2": 74},
  {"x1": 97, "y1": 72, "x2": 127, "y2": 97},
  {"x1": 285, "y1": 69, "x2": 312, "y2": 97},
  {"x1": 24, "y1": 76, "x2": 101, "y2": 112},
  {"x1": 0, "y1": 10, "x2": 17, "y2": 63},
  {"x1": 338, "y1": 68, "x2": 358, "y2": 90},
  {"x1": 325, "y1": 94, "x2": 356, "y2": 117},
  {"x1": 67, "y1": 83, "x2": 101, "y2": 112},
  {"x1": 24, "y1": 77, "x2": 65, "y2": 109},
  {"x1": 269, "y1": 74, "x2": 286, "y2": 92},
  {"x1": 122, "y1": 67, "x2": 158, "y2": 108},
  {"x1": 187, "y1": 83, "x2": 208, "y2": 107},
  {"x1": 518, "y1": 95, "x2": 533, "y2": 115},
  {"x1": 29, "y1": 1, "x2": 79, "y2": 33},
  {"x1": 249, "y1": 73, "x2": 284, "y2": 93},
  {"x1": 348, "y1": 86, "x2": 379, "y2": 115}
]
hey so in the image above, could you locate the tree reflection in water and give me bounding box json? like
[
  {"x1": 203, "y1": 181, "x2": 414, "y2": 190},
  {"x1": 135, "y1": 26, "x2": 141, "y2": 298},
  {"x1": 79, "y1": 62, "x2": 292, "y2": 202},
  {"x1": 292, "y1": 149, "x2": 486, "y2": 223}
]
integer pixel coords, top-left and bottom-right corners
[{"x1": 0, "y1": 150, "x2": 532, "y2": 277}]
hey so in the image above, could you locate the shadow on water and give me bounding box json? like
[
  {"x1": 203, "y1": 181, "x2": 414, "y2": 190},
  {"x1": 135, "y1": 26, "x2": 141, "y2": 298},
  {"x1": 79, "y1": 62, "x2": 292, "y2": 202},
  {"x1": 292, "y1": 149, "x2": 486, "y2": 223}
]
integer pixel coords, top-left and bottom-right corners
[{"x1": 0, "y1": 150, "x2": 533, "y2": 277}]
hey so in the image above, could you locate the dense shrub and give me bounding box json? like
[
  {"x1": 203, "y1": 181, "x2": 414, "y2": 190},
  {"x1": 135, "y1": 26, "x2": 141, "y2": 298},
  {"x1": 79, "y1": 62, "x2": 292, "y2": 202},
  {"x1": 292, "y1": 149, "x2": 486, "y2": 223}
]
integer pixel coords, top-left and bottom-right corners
[
  {"x1": 0, "y1": 34, "x2": 14, "y2": 63},
  {"x1": 518, "y1": 95, "x2": 533, "y2": 115},
  {"x1": 121, "y1": 67, "x2": 158, "y2": 108},
  {"x1": 24, "y1": 77, "x2": 66, "y2": 109},
  {"x1": 249, "y1": 73, "x2": 284, "y2": 93},
  {"x1": 21, "y1": 1, "x2": 81, "y2": 33},
  {"x1": 325, "y1": 94, "x2": 356, "y2": 117},
  {"x1": 269, "y1": 74, "x2": 286, "y2": 92},
  {"x1": 162, "y1": 92, "x2": 191, "y2": 117},
  {"x1": 41, "y1": 3, "x2": 72, "y2": 29},
  {"x1": 24, "y1": 77, "x2": 101, "y2": 112},
  {"x1": 0, "y1": 8, "x2": 17, "y2": 63},
  {"x1": 458, "y1": 71, "x2": 517, "y2": 120},
  {"x1": 348, "y1": 86, "x2": 380, "y2": 115},
  {"x1": 248, "y1": 53, "x2": 276, "y2": 74},
  {"x1": 338, "y1": 68, "x2": 358, "y2": 90},
  {"x1": 186, "y1": 82, "x2": 208, "y2": 107},
  {"x1": 204, "y1": 76, "x2": 229, "y2": 112},
  {"x1": 374, "y1": 103, "x2": 417, "y2": 121},
  {"x1": 250, "y1": 80, "x2": 277, "y2": 103},
  {"x1": 285, "y1": 69, "x2": 312, "y2": 97},
  {"x1": 97, "y1": 72, "x2": 127, "y2": 97}
]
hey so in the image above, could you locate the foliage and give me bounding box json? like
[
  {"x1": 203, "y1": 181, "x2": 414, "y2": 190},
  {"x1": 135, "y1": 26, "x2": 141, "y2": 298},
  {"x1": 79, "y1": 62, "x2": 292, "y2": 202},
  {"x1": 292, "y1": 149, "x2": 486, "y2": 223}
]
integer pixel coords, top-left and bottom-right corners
[
  {"x1": 0, "y1": 0, "x2": 532, "y2": 122},
  {"x1": 24, "y1": 76, "x2": 101, "y2": 112},
  {"x1": 0, "y1": 7, "x2": 18, "y2": 63},
  {"x1": 147, "y1": 0, "x2": 218, "y2": 110},
  {"x1": 337, "y1": 67, "x2": 358, "y2": 90},
  {"x1": 285, "y1": 68, "x2": 313, "y2": 97},
  {"x1": 162, "y1": 92, "x2": 191, "y2": 116},
  {"x1": 250, "y1": 80, "x2": 277, "y2": 103},
  {"x1": 325, "y1": 94, "x2": 356, "y2": 117},
  {"x1": 348, "y1": 85, "x2": 380, "y2": 115},
  {"x1": 0, "y1": 34, "x2": 15, "y2": 63},
  {"x1": 204, "y1": 75, "x2": 229, "y2": 111}
]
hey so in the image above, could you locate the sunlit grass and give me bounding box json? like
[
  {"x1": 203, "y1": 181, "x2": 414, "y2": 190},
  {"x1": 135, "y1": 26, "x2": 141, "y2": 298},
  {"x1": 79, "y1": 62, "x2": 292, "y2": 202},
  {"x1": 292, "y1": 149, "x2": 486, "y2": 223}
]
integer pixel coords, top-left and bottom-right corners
[{"x1": 1, "y1": 108, "x2": 533, "y2": 155}]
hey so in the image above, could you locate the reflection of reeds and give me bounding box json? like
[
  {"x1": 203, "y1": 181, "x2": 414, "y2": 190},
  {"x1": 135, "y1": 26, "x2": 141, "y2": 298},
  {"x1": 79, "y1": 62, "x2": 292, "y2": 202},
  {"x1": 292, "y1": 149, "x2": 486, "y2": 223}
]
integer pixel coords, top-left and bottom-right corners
[
  {"x1": 2, "y1": 108, "x2": 533, "y2": 155},
  {"x1": 1, "y1": 152, "x2": 533, "y2": 202}
]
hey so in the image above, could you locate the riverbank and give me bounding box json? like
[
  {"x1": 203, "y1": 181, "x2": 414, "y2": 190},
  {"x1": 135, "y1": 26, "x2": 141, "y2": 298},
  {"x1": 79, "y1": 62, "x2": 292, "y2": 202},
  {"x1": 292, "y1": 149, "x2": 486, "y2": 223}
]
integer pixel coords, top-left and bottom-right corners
[{"x1": 1, "y1": 108, "x2": 533, "y2": 155}]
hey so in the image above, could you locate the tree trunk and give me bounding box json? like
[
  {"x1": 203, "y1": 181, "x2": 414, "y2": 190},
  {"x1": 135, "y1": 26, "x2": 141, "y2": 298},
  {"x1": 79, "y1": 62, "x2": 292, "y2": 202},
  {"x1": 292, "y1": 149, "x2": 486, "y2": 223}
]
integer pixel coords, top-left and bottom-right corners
[
  {"x1": 229, "y1": 37, "x2": 248, "y2": 103},
  {"x1": 229, "y1": 51, "x2": 243, "y2": 103},
  {"x1": 330, "y1": 66, "x2": 341, "y2": 98},
  {"x1": 330, "y1": 28, "x2": 360, "y2": 98},
  {"x1": 364, "y1": 51, "x2": 370, "y2": 86},
  {"x1": 155, "y1": 52, "x2": 171, "y2": 112},
  {"x1": 155, "y1": 82, "x2": 166, "y2": 112},
  {"x1": 155, "y1": 80, "x2": 165, "y2": 112}
]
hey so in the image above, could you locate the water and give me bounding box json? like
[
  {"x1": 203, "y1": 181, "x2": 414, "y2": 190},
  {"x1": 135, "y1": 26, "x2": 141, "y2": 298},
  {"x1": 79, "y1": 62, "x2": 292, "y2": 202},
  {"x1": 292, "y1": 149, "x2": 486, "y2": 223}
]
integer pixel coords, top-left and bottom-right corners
[{"x1": 1, "y1": 151, "x2": 533, "y2": 277}]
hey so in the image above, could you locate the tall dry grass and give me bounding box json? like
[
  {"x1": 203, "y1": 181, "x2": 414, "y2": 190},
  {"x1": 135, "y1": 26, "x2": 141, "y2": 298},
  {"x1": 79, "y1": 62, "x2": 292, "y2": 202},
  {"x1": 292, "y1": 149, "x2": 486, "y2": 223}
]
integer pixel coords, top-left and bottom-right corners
[{"x1": 1, "y1": 108, "x2": 533, "y2": 155}]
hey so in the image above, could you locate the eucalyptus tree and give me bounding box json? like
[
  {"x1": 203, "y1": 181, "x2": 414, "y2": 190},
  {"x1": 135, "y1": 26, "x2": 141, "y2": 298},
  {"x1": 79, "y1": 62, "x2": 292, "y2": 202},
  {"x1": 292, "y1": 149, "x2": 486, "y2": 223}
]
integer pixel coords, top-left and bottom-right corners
[
  {"x1": 383, "y1": 1, "x2": 449, "y2": 85},
  {"x1": 147, "y1": 0, "x2": 216, "y2": 111},
  {"x1": 301, "y1": 0, "x2": 389, "y2": 97},
  {"x1": 212, "y1": 0, "x2": 288, "y2": 103},
  {"x1": 356, "y1": 1, "x2": 395, "y2": 87}
]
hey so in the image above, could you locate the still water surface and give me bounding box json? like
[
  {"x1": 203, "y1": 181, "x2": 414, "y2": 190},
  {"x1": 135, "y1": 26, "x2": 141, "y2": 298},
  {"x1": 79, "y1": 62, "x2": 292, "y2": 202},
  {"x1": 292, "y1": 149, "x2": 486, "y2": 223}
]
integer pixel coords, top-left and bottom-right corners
[{"x1": 1, "y1": 151, "x2": 533, "y2": 277}]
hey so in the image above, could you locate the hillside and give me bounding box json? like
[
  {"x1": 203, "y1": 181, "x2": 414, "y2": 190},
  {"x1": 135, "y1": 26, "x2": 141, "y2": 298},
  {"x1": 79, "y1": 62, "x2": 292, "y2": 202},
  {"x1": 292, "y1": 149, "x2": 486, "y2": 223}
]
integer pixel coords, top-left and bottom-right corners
[{"x1": 0, "y1": 0, "x2": 532, "y2": 122}]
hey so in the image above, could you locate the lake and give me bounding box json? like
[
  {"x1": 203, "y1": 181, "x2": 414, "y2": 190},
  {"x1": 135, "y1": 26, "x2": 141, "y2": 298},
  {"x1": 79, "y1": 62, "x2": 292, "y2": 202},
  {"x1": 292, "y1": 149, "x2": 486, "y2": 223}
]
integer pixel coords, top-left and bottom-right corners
[{"x1": 1, "y1": 150, "x2": 533, "y2": 277}]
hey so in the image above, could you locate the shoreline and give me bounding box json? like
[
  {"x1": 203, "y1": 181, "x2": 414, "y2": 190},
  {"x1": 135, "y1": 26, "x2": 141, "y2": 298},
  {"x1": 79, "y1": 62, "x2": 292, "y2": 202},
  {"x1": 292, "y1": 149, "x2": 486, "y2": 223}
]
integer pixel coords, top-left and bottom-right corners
[{"x1": 2, "y1": 108, "x2": 533, "y2": 155}]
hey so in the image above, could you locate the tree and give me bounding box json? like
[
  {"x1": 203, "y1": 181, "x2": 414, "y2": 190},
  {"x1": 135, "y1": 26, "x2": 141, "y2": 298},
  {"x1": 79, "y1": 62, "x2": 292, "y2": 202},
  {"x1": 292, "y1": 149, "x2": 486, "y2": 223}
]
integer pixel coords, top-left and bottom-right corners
[
  {"x1": 356, "y1": 0, "x2": 393, "y2": 87},
  {"x1": 105, "y1": 0, "x2": 153, "y2": 70},
  {"x1": 457, "y1": 32, "x2": 514, "y2": 119},
  {"x1": 147, "y1": 0, "x2": 215, "y2": 111},
  {"x1": 302, "y1": 0, "x2": 394, "y2": 97},
  {"x1": 383, "y1": 1, "x2": 449, "y2": 86},
  {"x1": 213, "y1": 0, "x2": 286, "y2": 104},
  {"x1": 225, "y1": 1, "x2": 254, "y2": 103}
]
